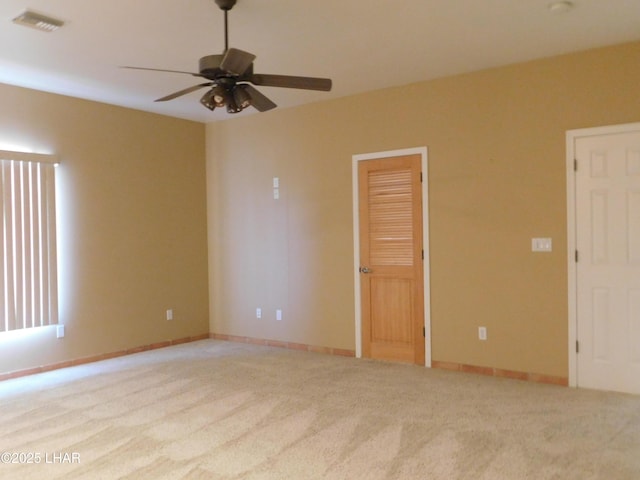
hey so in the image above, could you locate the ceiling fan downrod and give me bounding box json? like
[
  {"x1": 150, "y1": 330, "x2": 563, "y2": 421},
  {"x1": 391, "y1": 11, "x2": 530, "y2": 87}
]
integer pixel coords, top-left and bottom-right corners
[{"x1": 215, "y1": 0, "x2": 237, "y2": 52}]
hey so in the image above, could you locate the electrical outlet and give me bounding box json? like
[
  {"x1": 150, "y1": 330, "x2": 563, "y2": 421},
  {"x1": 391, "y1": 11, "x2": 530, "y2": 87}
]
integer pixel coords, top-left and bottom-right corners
[
  {"x1": 56, "y1": 324, "x2": 65, "y2": 338},
  {"x1": 478, "y1": 326, "x2": 487, "y2": 341},
  {"x1": 256, "y1": 308, "x2": 262, "y2": 319},
  {"x1": 276, "y1": 309, "x2": 282, "y2": 321},
  {"x1": 166, "y1": 309, "x2": 173, "y2": 321}
]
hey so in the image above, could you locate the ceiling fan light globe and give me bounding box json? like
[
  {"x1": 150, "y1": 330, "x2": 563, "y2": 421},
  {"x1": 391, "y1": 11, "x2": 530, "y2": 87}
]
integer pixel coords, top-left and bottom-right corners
[
  {"x1": 234, "y1": 85, "x2": 252, "y2": 109},
  {"x1": 200, "y1": 90, "x2": 217, "y2": 111},
  {"x1": 212, "y1": 85, "x2": 227, "y2": 107},
  {"x1": 226, "y1": 95, "x2": 241, "y2": 113}
]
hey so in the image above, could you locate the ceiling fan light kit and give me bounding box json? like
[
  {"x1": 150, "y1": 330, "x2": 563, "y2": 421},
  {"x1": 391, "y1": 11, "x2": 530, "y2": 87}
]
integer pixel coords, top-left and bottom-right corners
[{"x1": 123, "y1": 0, "x2": 332, "y2": 115}]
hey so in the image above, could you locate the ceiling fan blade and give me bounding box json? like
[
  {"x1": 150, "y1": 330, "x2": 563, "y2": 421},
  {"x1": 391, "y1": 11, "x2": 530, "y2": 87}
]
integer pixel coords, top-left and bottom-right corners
[
  {"x1": 220, "y1": 48, "x2": 256, "y2": 76},
  {"x1": 121, "y1": 66, "x2": 204, "y2": 77},
  {"x1": 249, "y1": 74, "x2": 332, "y2": 91},
  {"x1": 242, "y1": 84, "x2": 277, "y2": 112},
  {"x1": 155, "y1": 83, "x2": 213, "y2": 102}
]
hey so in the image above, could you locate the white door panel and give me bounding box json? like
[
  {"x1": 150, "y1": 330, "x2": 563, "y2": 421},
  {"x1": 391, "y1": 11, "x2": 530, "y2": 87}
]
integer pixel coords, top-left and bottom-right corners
[{"x1": 575, "y1": 128, "x2": 640, "y2": 394}]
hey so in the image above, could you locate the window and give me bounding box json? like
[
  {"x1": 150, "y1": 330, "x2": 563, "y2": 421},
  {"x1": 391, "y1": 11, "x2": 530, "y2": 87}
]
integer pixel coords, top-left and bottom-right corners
[{"x1": 0, "y1": 150, "x2": 58, "y2": 332}]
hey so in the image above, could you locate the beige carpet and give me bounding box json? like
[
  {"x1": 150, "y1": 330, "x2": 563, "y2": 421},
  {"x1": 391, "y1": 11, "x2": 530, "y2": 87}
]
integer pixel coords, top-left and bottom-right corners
[{"x1": 1, "y1": 340, "x2": 639, "y2": 480}]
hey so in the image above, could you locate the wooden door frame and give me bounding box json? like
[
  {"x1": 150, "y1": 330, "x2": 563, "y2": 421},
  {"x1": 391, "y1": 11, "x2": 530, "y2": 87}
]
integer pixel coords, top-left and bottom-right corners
[
  {"x1": 566, "y1": 122, "x2": 640, "y2": 388},
  {"x1": 352, "y1": 147, "x2": 431, "y2": 366}
]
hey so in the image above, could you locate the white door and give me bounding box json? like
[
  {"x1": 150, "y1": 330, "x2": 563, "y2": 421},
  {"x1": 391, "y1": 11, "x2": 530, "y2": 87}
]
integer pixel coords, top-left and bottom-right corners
[{"x1": 574, "y1": 126, "x2": 640, "y2": 394}]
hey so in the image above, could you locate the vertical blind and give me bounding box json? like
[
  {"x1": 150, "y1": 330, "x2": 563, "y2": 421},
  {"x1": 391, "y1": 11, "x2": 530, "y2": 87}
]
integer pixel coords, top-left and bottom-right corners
[{"x1": 0, "y1": 150, "x2": 58, "y2": 332}]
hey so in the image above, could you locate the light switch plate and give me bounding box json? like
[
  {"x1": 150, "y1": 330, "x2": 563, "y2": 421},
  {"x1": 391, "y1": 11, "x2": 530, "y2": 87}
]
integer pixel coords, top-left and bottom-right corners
[
  {"x1": 478, "y1": 326, "x2": 487, "y2": 341},
  {"x1": 531, "y1": 237, "x2": 552, "y2": 252}
]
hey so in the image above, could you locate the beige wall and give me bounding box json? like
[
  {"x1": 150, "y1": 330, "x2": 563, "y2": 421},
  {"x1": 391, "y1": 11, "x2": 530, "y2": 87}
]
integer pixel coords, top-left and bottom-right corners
[
  {"x1": 207, "y1": 41, "x2": 640, "y2": 378},
  {"x1": 2, "y1": 40, "x2": 636, "y2": 378},
  {"x1": 0, "y1": 84, "x2": 209, "y2": 374}
]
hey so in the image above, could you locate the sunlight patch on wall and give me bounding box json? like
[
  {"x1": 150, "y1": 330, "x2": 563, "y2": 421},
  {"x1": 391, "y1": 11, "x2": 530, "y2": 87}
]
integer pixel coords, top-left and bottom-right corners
[
  {"x1": 0, "y1": 324, "x2": 55, "y2": 342},
  {"x1": 54, "y1": 163, "x2": 73, "y2": 331},
  {"x1": 0, "y1": 141, "x2": 54, "y2": 156}
]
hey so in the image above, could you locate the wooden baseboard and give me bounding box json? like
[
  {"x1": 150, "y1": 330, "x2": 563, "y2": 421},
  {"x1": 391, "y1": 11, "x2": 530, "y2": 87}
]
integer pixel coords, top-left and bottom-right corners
[
  {"x1": 432, "y1": 360, "x2": 568, "y2": 387},
  {"x1": 0, "y1": 333, "x2": 210, "y2": 383},
  {"x1": 210, "y1": 333, "x2": 356, "y2": 358},
  {"x1": 1, "y1": 334, "x2": 564, "y2": 388}
]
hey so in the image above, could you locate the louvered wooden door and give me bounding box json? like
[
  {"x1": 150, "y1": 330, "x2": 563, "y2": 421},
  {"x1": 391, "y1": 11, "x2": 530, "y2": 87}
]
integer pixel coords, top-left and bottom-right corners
[{"x1": 358, "y1": 154, "x2": 424, "y2": 364}]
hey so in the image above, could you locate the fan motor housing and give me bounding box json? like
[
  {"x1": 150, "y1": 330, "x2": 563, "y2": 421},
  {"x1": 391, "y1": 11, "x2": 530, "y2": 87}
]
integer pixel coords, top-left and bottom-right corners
[
  {"x1": 199, "y1": 54, "x2": 224, "y2": 78},
  {"x1": 199, "y1": 54, "x2": 253, "y2": 81}
]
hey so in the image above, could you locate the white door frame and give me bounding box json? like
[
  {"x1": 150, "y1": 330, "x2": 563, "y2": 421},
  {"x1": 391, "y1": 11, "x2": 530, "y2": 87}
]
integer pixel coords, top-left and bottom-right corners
[
  {"x1": 352, "y1": 147, "x2": 431, "y2": 366},
  {"x1": 566, "y1": 122, "x2": 640, "y2": 387}
]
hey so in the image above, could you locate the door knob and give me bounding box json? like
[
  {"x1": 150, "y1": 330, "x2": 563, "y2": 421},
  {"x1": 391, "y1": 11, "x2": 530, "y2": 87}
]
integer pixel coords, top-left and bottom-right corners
[{"x1": 359, "y1": 266, "x2": 371, "y2": 274}]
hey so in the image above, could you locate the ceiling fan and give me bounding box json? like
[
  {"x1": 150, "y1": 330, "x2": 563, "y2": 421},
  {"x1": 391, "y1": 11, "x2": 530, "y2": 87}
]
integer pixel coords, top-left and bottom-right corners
[{"x1": 123, "y1": 0, "x2": 332, "y2": 114}]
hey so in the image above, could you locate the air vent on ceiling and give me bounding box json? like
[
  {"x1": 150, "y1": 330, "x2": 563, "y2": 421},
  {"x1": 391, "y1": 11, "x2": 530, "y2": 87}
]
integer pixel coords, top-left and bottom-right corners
[{"x1": 12, "y1": 10, "x2": 64, "y2": 32}]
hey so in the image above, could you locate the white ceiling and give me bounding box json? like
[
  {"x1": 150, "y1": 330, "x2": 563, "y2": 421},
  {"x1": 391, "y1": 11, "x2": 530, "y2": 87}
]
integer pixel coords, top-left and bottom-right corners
[{"x1": 1, "y1": 0, "x2": 639, "y2": 123}]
